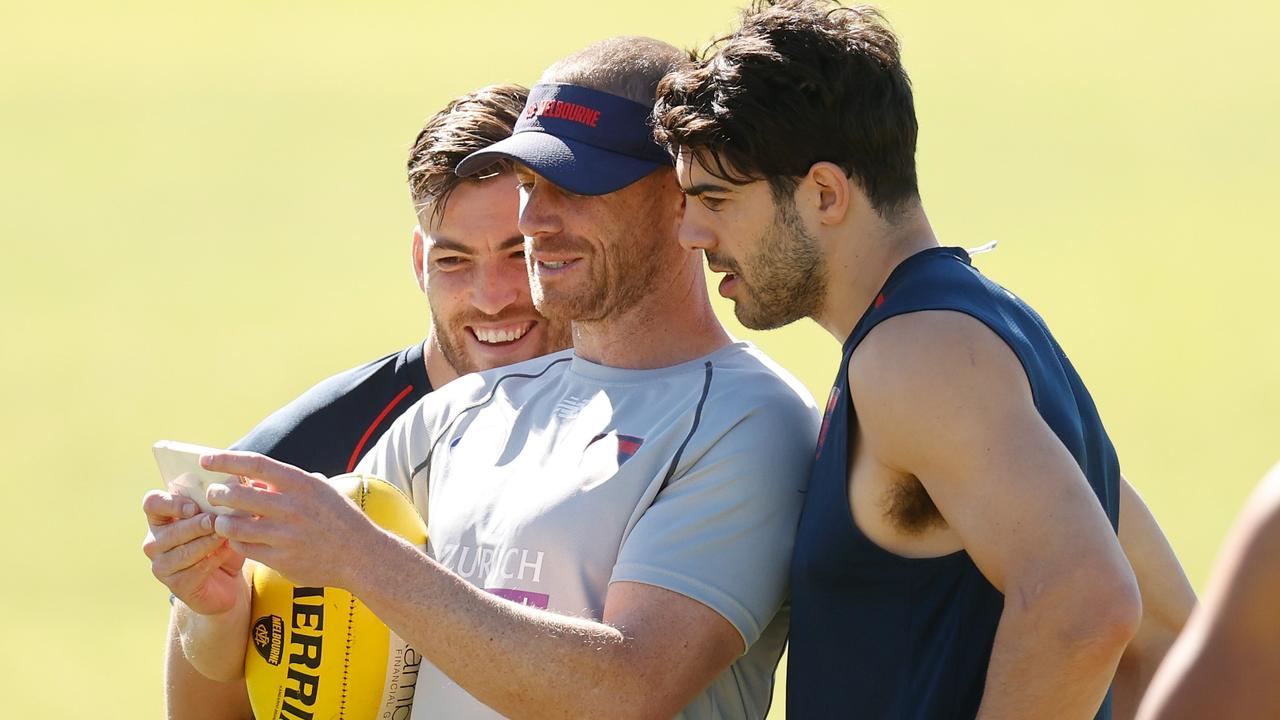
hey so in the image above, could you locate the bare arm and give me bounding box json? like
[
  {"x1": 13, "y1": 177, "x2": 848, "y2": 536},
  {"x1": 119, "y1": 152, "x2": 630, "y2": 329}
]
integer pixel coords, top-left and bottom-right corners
[
  {"x1": 203, "y1": 453, "x2": 744, "y2": 720},
  {"x1": 354, "y1": 535, "x2": 741, "y2": 719},
  {"x1": 1137, "y1": 462, "x2": 1280, "y2": 720},
  {"x1": 142, "y1": 489, "x2": 255, "y2": 715},
  {"x1": 1111, "y1": 477, "x2": 1196, "y2": 720},
  {"x1": 164, "y1": 618, "x2": 253, "y2": 720},
  {"x1": 169, "y1": 578, "x2": 252, "y2": 683},
  {"x1": 851, "y1": 312, "x2": 1142, "y2": 720}
]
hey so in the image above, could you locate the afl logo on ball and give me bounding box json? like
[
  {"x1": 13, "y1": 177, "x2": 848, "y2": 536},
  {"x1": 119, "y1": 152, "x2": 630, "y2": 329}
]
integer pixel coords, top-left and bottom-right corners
[{"x1": 252, "y1": 614, "x2": 284, "y2": 666}]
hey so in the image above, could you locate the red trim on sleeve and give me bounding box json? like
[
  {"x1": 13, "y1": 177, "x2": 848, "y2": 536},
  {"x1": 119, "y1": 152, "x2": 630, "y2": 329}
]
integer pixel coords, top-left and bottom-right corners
[{"x1": 346, "y1": 384, "x2": 415, "y2": 473}]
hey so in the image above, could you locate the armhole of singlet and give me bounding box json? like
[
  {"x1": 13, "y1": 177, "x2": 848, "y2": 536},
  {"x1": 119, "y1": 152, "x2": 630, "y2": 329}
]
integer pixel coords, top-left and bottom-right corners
[{"x1": 841, "y1": 306, "x2": 1041, "y2": 562}]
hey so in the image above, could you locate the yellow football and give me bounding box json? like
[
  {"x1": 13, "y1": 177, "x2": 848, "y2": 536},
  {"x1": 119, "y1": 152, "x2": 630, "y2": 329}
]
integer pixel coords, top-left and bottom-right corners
[{"x1": 244, "y1": 473, "x2": 426, "y2": 720}]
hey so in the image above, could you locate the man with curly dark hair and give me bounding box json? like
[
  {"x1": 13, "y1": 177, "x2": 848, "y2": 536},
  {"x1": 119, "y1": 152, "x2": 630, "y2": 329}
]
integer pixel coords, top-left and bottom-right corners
[{"x1": 655, "y1": 2, "x2": 1194, "y2": 717}]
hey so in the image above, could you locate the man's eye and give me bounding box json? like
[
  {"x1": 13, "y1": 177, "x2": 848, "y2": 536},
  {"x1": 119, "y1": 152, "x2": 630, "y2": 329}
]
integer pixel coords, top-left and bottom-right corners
[
  {"x1": 699, "y1": 196, "x2": 726, "y2": 211},
  {"x1": 512, "y1": 249, "x2": 527, "y2": 261},
  {"x1": 434, "y1": 256, "x2": 467, "y2": 270}
]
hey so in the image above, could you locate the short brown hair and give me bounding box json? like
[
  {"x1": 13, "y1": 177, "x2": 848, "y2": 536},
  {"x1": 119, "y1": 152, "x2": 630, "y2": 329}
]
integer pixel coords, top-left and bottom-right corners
[
  {"x1": 541, "y1": 36, "x2": 691, "y2": 106},
  {"x1": 407, "y1": 84, "x2": 528, "y2": 223},
  {"x1": 654, "y1": 1, "x2": 918, "y2": 219}
]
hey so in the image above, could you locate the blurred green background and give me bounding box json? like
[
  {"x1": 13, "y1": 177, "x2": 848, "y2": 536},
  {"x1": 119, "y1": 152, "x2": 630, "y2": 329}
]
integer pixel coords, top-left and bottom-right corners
[{"x1": 2, "y1": 0, "x2": 1277, "y2": 716}]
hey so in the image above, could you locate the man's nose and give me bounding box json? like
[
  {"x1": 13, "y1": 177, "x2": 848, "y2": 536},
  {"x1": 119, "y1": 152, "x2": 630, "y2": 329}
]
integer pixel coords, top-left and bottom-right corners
[
  {"x1": 518, "y1": 184, "x2": 563, "y2": 240},
  {"x1": 677, "y1": 205, "x2": 717, "y2": 253},
  {"x1": 470, "y1": 260, "x2": 519, "y2": 316}
]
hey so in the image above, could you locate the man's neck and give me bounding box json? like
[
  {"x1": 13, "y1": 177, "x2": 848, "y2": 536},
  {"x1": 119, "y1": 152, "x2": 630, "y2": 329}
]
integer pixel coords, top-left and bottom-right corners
[
  {"x1": 423, "y1": 335, "x2": 458, "y2": 389},
  {"x1": 571, "y1": 254, "x2": 732, "y2": 370},
  {"x1": 814, "y1": 205, "x2": 939, "y2": 342}
]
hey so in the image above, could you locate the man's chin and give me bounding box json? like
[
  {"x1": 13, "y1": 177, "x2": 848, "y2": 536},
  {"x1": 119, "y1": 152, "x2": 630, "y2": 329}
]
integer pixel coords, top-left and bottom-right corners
[
  {"x1": 733, "y1": 301, "x2": 798, "y2": 332},
  {"x1": 533, "y1": 292, "x2": 605, "y2": 325}
]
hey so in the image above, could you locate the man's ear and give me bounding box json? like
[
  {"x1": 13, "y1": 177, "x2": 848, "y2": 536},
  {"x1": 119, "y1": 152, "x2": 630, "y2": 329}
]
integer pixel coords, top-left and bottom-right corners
[
  {"x1": 411, "y1": 224, "x2": 427, "y2": 293},
  {"x1": 805, "y1": 161, "x2": 852, "y2": 226}
]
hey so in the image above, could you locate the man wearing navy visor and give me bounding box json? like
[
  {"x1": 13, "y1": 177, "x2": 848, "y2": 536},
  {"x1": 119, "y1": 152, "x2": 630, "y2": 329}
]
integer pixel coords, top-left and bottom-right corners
[{"x1": 177, "y1": 36, "x2": 818, "y2": 719}]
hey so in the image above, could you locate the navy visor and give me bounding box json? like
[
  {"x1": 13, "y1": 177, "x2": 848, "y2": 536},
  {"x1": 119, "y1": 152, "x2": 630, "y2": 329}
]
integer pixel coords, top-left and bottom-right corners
[{"x1": 456, "y1": 83, "x2": 672, "y2": 196}]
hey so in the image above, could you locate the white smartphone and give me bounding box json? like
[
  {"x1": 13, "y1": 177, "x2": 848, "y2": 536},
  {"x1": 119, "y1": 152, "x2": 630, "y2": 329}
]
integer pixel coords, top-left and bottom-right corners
[{"x1": 152, "y1": 440, "x2": 246, "y2": 516}]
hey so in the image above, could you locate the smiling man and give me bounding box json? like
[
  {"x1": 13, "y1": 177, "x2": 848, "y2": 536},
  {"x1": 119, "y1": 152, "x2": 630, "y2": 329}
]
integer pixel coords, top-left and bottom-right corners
[
  {"x1": 654, "y1": 1, "x2": 1194, "y2": 718},
  {"x1": 153, "y1": 36, "x2": 819, "y2": 720},
  {"x1": 235, "y1": 84, "x2": 572, "y2": 474},
  {"x1": 143, "y1": 84, "x2": 571, "y2": 719}
]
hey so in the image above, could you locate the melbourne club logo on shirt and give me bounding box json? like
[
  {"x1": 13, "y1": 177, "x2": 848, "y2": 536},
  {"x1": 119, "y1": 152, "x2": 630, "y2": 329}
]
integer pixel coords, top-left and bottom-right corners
[
  {"x1": 587, "y1": 431, "x2": 644, "y2": 466},
  {"x1": 578, "y1": 430, "x2": 645, "y2": 491}
]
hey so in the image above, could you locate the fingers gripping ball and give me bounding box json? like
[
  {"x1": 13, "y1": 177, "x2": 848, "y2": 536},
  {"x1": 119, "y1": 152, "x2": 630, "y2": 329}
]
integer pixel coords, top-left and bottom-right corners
[{"x1": 244, "y1": 473, "x2": 426, "y2": 720}]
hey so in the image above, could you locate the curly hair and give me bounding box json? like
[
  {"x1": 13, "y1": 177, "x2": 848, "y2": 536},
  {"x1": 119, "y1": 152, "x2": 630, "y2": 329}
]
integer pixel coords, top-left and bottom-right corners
[{"x1": 654, "y1": 1, "x2": 919, "y2": 219}]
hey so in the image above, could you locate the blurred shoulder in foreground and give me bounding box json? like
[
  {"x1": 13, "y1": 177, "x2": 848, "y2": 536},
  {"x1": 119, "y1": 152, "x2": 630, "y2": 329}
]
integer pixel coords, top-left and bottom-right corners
[{"x1": 1137, "y1": 461, "x2": 1280, "y2": 720}]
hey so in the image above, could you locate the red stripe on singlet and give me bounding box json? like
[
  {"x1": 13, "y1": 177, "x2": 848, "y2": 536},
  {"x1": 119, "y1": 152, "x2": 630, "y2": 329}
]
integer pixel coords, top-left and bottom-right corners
[{"x1": 346, "y1": 384, "x2": 415, "y2": 473}]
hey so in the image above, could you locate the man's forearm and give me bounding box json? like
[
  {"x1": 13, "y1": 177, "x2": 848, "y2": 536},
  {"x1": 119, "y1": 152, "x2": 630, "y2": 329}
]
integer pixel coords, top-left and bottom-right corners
[
  {"x1": 172, "y1": 582, "x2": 252, "y2": 684},
  {"x1": 165, "y1": 617, "x2": 254, "y2": 720},
  {"x1": 1112, "y1": 477, "x2": 1197, "y2": 720},
  {"x1": 977, "y1": 592, "x2": 1139, "y2": 719},
  {"x1": 349, "y1": 529, "x2": 672, "y2": 720},
  {"x1": 1112, "y1": 621, "x2": 1182, "y2": 720}
]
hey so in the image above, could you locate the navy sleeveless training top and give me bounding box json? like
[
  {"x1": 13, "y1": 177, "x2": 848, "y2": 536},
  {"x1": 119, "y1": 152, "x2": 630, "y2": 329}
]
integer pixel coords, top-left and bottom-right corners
[{"x1": 787, "y1": 247, "x2": 1120, "y2": 719}]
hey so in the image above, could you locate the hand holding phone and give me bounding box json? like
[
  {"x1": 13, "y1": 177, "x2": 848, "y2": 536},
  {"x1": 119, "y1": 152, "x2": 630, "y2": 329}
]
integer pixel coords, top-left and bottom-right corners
[{"x1": 152, "y1": 440, "x2": 247, "y2": 516}]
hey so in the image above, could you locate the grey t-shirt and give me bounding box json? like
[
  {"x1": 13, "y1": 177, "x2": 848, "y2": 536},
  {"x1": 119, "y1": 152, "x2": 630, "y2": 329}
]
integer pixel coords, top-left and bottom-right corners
[{"x1": 357, "y1": 342, "x2": 819, "y2": 719}]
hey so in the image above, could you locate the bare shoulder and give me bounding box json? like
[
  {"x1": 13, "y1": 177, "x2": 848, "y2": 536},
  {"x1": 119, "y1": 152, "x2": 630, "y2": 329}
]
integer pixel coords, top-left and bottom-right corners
[
  {"x1": 844, "y1": 309, "x2": 1050, "y2": 525},
  {"x1": 1255, "y1": 461, "x2": 1280, "y2": 524},
  {"x1": 1214, "y1": 463, "x2": 1280, "y2": 585},
  {"x1": 1137, "y1": 463, "x2": 1280, "y2": 719},
  {"x1": 847, "y1": 310, "x2": 1032, "y2": 424},
  {"x1": 1233, "y1": 461, "x2": 1280, "y2": 581},
  {"x1": 1185, "y1": 461, "x2": 1280, "y2": 655},
  {"x1": 841, "y1": 310, "x2": 1124, "y2": 590}
]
